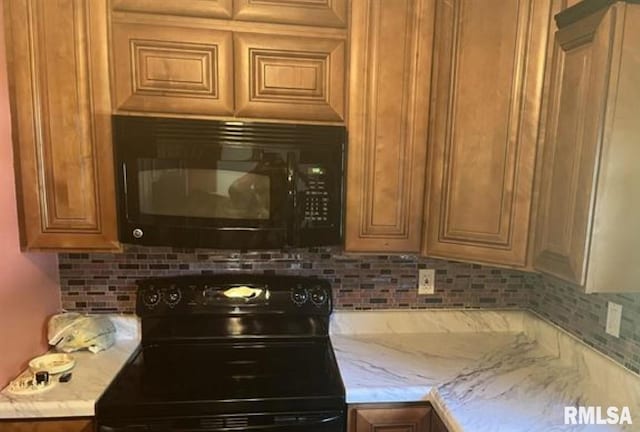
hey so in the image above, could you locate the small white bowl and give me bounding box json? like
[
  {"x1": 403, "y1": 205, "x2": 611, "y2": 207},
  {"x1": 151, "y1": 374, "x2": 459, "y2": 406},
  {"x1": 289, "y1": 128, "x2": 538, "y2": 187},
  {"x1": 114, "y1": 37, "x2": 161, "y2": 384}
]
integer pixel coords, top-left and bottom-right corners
[{"x1": 29, "y1": 353, "x2": 75, "y2": 375}]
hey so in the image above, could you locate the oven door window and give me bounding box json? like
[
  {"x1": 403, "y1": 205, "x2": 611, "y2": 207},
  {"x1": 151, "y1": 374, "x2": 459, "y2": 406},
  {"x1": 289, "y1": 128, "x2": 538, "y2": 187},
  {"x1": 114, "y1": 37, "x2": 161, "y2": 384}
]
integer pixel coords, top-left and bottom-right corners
[{"x1": 126, "y1": 148, "x2": 288, "y2": 228}]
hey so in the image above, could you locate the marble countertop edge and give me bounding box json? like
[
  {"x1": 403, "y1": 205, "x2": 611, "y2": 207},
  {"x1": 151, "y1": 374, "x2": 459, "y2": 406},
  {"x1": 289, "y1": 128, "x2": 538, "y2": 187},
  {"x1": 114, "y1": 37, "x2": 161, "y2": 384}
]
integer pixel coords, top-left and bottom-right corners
[{"x1": 345, "y1": 385, "x2": 433, "y2": 404}]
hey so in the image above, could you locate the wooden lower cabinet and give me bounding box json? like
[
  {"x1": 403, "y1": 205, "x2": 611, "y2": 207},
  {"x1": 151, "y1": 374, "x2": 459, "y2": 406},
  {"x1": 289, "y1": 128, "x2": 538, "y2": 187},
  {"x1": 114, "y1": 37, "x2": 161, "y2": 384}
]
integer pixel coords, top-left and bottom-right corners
[
  {"x1": 0, "y1": 419, "x2": 93, "y2": 432},
  {"x1": 430, "y1": 410, "x2": 449, "y2": 432},
  {"x1": 349, "y1": 403, "x2": 448, "y2": 432}
]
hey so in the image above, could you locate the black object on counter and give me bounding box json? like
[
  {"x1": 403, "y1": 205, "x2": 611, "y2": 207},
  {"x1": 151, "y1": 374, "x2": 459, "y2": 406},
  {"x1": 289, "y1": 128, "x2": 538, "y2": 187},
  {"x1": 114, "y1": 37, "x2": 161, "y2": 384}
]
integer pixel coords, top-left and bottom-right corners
[
  {"x1": 59, "y1": 372, "x2": 72, "y2": 383},
  {"x1": 34, "y1": 371, "x2": 49, "y2": 385}
]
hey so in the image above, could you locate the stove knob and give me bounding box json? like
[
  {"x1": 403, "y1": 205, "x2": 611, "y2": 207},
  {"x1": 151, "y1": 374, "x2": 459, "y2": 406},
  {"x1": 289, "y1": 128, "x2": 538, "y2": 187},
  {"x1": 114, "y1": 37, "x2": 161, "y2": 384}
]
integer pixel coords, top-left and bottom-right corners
[
  {"x1": 202, "y1": 286, "x2": 217, "y2": 305},
  {"x1": 291, "y1": 286, "x2": 309, "y2": 306},
  {"x1": 142, "y1": 287, "x2": 160, "y2": 308},
  {"x1": 310, "y1": 287, "x2": 328, "y2": 306},
  {"x1": 163, "y1": 286, "x2": 182, "y2": 307}
]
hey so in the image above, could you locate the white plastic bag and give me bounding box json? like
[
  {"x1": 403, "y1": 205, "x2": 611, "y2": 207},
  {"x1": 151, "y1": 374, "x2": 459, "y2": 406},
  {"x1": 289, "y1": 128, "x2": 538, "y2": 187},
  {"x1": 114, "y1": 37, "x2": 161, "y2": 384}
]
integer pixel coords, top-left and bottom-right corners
[{"x1": 47, "y1": 312, "x2": 116, "y2": 353}]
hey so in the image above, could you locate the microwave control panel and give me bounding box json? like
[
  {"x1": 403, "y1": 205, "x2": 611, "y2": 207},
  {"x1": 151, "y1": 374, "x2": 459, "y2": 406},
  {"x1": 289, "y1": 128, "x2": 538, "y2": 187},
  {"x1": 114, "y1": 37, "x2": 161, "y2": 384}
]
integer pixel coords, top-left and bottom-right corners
[{"x1": 302, "y1": 166, "x2": 330, "y2": 225}]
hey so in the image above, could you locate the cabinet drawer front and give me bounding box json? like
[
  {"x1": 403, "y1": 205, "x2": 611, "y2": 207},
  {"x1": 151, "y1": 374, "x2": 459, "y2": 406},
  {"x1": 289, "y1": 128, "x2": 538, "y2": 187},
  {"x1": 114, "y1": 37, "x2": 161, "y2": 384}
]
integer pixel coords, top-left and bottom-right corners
[
  {"x1": 111, "y1": 0, "x2": 233, "y2": 19},
  {"x1": 353, "y1": 406, "x2": 431, "y2": 432},
  {"x1": 112, "y1": 23, "x2": 234, "y2": 116},
  {"x1": 533, "y1": 8, "x2": 618, "y2": 284},
  {"x1": 5, "y1": 0, "x2": 118, "y2": 250},
  {"x1": 0, "y1": 419, "x2": 93, "y2": 432},
  {"x1": 424, "y1": 0, "x2": 552, "y2": 267},
  {"x1": 234, "y1": 0, "x2": 347, "y2": 28},
  {"x1": 234, "y1": 33, "x2": 345, "y2": 121}
]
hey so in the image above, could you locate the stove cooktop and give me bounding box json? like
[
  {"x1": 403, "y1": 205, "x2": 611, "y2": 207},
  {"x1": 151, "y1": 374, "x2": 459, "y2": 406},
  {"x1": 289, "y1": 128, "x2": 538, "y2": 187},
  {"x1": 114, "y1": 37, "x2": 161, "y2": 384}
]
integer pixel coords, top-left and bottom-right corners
[
  {"x1": 97, "y1": 338, "x2": 344, "y2": 419},
  {"x1": 96, "y1": 274, "x2": 345, "y2": 430}
]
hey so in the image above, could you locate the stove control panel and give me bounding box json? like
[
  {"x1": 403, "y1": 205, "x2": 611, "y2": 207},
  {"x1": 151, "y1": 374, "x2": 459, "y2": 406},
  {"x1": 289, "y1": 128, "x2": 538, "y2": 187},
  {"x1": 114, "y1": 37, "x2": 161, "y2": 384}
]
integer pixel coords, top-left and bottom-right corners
[
  {"x1": 136, "y1": 275, "x2": 332, "y2": 316},
  {"x1": 290, "y1": 285, "x2": 329, "y2": 308}
]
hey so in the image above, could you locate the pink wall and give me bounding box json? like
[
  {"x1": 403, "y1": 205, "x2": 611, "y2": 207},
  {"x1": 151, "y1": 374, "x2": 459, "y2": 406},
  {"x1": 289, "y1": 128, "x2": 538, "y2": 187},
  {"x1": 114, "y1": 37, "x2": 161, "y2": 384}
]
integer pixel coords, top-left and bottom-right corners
[{"x1": 0, "y1": 3, "x2": 61, "y2": 389}]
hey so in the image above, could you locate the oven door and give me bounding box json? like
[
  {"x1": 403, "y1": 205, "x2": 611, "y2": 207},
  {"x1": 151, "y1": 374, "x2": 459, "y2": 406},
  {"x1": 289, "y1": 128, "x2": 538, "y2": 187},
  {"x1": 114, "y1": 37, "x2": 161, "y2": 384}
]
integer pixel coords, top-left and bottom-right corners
[
  {"x1": 117, "y1": 140, "x2": 291, "y2": 249},
  {"x1": 98, "y1": 411, "x2": 345, "y2": 431}
]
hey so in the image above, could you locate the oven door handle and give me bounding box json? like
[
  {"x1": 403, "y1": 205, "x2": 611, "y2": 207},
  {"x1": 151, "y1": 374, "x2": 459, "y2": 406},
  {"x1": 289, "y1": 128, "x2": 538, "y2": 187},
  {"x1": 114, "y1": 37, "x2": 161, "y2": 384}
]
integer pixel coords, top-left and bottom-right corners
[
  {"x1": 98, "y1": 413, "x2": 343, "y2": 431},
  {"x1": 98, "y1": 426, "x2": 147, "y2": 432}
]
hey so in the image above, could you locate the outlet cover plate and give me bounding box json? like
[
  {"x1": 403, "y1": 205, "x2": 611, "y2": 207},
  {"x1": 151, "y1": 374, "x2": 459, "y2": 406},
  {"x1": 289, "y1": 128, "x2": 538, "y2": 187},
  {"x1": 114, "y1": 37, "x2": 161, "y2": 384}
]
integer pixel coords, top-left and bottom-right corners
[
  {"x1": 606, "y1": 302, "x2": 622, "y2": 338},
  {"x1": 418, "y1": 269, "x2": 435, "y2": 295}
]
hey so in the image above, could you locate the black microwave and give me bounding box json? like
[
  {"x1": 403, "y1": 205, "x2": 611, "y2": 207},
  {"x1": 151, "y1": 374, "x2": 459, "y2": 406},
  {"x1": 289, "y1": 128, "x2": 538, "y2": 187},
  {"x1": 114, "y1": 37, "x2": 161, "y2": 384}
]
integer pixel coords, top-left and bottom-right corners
[{"x1": 113, "y1": 115, "x2": 346, "y2": 249}]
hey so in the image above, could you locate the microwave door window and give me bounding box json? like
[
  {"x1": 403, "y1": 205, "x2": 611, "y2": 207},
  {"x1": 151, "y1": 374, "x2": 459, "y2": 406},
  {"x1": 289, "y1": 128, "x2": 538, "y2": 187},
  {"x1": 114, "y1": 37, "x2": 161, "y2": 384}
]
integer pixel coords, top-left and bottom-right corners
[{"x1": 137, "y1": 160, "x2": 271, "y2": 221}]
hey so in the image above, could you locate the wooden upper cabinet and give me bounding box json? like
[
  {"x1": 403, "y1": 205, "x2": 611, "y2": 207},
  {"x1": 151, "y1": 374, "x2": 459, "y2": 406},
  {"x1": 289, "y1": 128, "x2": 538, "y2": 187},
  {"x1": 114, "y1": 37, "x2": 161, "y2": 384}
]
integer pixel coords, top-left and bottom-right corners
[
  {"x1": 533, "y1": 2, "x2": 640, "y2": 292},
  {"x1": 345, "y1": 0, "x2": 434, "y2": 253},
  {"x1": 111, "y1": 0, "x2": 233, "y2": 19},
  {"x1": 233, "y1": 0, "x2": 347, "y2": 28},
  {"x1": 4, "y1": 0, "x2": 119, "y2": 251},
  {"x1": 351, "y1": 405, "x2": 432, "y2": 432},
  {"x1": 234, "y1": 32, "x2": 345, "y2": 121},
  {"x1": 111, "y1": 22, "x2": 234, "y2": 116},
  {"x1": 423, "y1": 0, "x2": 554, "y2": 267}
]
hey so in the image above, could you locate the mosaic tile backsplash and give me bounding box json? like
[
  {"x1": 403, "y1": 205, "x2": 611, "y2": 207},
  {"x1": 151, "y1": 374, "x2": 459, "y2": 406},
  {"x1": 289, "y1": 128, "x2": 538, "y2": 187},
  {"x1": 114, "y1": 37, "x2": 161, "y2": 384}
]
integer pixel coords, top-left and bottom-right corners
[
  {"x1": 59, "y1": 246, "x2": 528, "y2": 313},
  {"x1": 528, "y1": 274, "x2": 640, "y2": 375},
  {"x1": 58, "y1": 246, "x2": 640, "y2": 375}
]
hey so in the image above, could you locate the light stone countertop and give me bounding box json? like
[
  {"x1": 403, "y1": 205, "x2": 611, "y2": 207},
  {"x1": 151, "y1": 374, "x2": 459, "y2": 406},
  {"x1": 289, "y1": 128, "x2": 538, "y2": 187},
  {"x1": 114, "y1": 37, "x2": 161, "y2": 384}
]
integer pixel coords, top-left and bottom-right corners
[
  {"x1": 1, "y1": 309, "x2": 638, "y2": 431},
  {"x1": 0, "y1": 315, "x2": 140, "y2": 419},
  {"x1": 330, "y1": 310, "x2": 640, "y2": 432}
]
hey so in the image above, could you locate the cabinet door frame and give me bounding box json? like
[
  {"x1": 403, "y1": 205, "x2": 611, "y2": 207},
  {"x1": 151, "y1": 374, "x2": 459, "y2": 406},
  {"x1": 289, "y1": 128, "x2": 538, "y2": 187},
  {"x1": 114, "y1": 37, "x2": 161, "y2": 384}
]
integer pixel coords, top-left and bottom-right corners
[
  {"x1": 532, "y1": 7, "x2": 618, "y2": 284},
  {"x1": 233, "y1": 0, "x2": 347, "y2": 28},
  {"x1": 233, "y1": 32, "x2": 345, "y2": 121},
  {"x1": 111, "y1": 0, "x2": 233, "y2": 19},
  {"x1": 423, "y1": 0, "x2": 553, "y2": 268},
  {"x1": 4, "y1": 0, "x2": 119, "y2": 251},
  {"x1": 348, "y1": 402, "x2": 442, "y2": 432},
  {"x1": 111, "y1": 20, "x2": 234, "y2": 116},
  {"x1": 0, "y1": 418, "x2": 94, "y2": 432},
  {"x1": 345, "y1": 0, "x2": 435, "y2": 253}
]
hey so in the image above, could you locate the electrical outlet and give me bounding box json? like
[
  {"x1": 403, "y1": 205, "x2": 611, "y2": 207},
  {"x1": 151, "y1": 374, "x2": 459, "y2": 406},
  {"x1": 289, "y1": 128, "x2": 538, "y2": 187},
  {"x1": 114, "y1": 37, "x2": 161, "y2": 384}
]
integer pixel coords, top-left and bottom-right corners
[
  {"x1": 606, "y1": 302, "x2": 622, "y2": 338},
  {"x1": 418, "y1": 269, "x2": 435, "y2": 295}
]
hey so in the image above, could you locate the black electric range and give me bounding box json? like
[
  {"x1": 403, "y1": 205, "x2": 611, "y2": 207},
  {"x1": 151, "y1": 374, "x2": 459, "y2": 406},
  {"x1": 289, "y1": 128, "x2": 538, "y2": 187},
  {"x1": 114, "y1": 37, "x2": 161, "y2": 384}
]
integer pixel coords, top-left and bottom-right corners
[{"x1": 96, "y1": 274, "x2": 346, "y2": 432}]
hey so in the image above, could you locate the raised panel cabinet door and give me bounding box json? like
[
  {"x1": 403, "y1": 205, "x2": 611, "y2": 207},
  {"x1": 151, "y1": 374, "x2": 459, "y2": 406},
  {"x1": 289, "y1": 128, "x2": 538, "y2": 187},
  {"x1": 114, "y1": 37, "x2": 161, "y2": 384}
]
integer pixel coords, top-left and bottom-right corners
[
  {"x1": 4, "y1": 0, "x2": 119, "y2": 250},
  {"x1": 532, "y1": 7, "x2": 618, "y2": 285},
  {"x1": 423, "y1": 0, "x2": 554, "y2": 267},
  {"x1": 431, "y1": 411, "x2": 449, "y2": 432},
  {"x1": 111, "y1": 0, "x2": 233, "y2": 18},
  {"x1": 0, "y1": 419, "x2": 94, "y2": 432},
  {"x1": 234, "y1": 32, "x2": 345, "y2": 121},
  {"x1": 353, "y1": 406, "x2": 431, "y2": 432},
  {"x1": 111, "y1": 22, "x2": 234, "y2": 116},
  {"x1": 233, "y1": 0, "x2": 347, "y2": 28},
  {"x1": 345, "y1": 0, "x2": 434, "y2": 252}
]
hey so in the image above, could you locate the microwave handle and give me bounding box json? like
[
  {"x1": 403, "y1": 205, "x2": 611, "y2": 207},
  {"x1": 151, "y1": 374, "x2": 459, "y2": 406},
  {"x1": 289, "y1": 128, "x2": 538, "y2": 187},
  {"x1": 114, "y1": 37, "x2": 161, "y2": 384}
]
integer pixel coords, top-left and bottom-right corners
[{"x1": 286, "y1": 151, "x2": 297, "y2": 245}]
